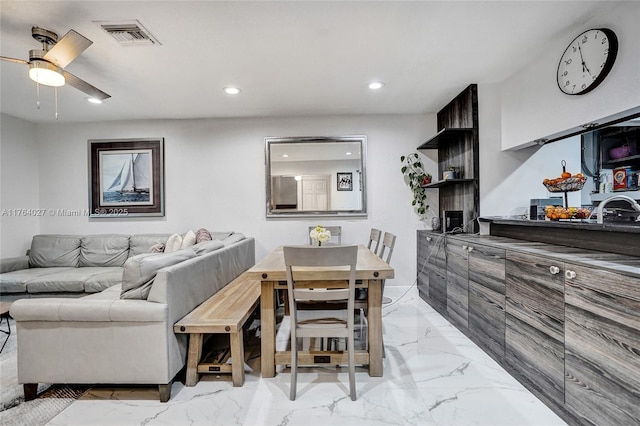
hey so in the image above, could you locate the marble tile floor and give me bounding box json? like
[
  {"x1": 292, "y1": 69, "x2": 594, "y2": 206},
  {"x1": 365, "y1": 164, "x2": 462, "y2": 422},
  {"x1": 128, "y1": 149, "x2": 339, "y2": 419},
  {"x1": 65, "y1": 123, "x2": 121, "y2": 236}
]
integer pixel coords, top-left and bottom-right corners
[{"x1": 46, "y1": 286, "x2": 567, "y2": 426}]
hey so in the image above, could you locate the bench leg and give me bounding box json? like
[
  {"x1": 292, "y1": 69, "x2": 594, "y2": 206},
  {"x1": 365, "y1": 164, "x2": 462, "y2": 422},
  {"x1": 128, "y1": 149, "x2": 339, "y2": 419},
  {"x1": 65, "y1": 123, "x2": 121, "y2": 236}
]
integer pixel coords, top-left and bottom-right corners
[
  {"x1": 185, "y1": 333, "x2": 203, "y2": 387},
  {"x1": 230, "y1": 332, "x2": 245, "y2": 387},
  {"x1": 158, "y1": 382, "x2": 172, "y2": 402},
  {"x1": 24, "y1": 383, "x2": 38, "y2": 401}
]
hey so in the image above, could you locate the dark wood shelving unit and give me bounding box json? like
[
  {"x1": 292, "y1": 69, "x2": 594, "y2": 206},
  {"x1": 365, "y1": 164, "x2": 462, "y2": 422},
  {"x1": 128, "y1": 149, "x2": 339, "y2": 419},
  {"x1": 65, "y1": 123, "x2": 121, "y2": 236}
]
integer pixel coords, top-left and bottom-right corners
[
  {"x1": 418, "y1": 128, "x2": 474, "y2": 149},
  {"x1": 418, "y1": 84, "x2": 479, "y2": 233},
  {"x1": 421, "y1": 178, "x2": 475, "y2": 189}
]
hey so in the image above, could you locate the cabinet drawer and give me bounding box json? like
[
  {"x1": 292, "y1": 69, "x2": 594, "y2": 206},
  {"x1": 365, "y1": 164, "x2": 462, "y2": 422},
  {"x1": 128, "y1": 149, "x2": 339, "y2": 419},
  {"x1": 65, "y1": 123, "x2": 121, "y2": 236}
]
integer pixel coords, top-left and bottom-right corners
[{"x1": 506, "y1": 251, "x2": 564, "y2": 341}]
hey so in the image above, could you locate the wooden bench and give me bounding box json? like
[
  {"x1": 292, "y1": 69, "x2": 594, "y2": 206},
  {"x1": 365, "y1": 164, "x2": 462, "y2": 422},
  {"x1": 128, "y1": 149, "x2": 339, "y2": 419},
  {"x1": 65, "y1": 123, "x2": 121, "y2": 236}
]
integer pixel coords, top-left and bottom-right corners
[{"x1": 174, "y1": 271, "x2": 260, "y2": 387}]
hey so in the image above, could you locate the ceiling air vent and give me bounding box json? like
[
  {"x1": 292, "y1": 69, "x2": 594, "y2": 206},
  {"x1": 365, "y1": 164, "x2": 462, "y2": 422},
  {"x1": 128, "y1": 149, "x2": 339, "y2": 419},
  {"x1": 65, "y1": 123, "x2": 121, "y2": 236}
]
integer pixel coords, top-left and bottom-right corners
[{"x1": 95, "y1": 20, "x2": 160, "y2": 46}]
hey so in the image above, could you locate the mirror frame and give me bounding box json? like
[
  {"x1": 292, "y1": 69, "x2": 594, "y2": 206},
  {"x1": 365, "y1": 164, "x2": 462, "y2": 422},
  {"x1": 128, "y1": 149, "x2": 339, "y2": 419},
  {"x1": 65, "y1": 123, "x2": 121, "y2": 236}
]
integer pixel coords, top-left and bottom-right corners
[{"x1": 265, "y1": 135, "x2": 368, "y2": 218}]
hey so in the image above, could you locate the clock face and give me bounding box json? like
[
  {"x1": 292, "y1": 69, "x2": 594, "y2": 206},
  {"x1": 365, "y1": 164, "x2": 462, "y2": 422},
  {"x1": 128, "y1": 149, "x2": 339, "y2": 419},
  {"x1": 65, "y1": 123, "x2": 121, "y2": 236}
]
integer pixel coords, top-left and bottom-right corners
[{"x1": 557, "y1": 28, "x2": 618, "y2": 95}]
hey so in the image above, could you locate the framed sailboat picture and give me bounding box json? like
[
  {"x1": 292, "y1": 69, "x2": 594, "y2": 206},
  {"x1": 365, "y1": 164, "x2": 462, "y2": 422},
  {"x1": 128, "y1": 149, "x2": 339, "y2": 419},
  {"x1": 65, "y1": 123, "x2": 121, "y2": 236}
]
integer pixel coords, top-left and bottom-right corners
[{"x1": 88, "y1": 138, "x2": 165, "y2": 217}]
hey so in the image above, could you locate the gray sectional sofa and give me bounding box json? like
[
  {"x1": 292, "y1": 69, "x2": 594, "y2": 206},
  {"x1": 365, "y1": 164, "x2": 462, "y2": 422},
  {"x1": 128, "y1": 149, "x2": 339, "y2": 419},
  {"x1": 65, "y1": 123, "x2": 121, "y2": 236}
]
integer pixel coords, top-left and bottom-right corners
[{"x1": 1, "y1": 232, "x2": 255, "y2": 402}]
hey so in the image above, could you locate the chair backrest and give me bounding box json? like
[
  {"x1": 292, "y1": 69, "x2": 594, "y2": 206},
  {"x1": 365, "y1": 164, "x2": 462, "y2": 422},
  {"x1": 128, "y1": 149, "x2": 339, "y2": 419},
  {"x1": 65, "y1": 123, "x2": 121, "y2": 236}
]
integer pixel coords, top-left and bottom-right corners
[
  {"x1": 378, "y1": 232, "x2": 396, "y2": 265},
  {"x1": 308, "y1": 225, "x2": 342, "y2": 245},
  {"x1": 283, "y1": 245, "x2": 358, "y2": 319},
  {"x1": 367, "y1": 228, "x2": 382, "y2": 254}
]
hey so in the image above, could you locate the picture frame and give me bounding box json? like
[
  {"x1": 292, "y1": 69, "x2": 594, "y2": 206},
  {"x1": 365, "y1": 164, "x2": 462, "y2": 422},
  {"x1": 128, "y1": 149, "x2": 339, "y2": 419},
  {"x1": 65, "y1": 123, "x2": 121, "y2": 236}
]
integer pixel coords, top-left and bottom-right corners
[
  {"x1": 88, "y1": 138, "x2": 165, "y2": 217},
  {"x1": 337, "y1": 172, "x2": 353, "y2": 191}
]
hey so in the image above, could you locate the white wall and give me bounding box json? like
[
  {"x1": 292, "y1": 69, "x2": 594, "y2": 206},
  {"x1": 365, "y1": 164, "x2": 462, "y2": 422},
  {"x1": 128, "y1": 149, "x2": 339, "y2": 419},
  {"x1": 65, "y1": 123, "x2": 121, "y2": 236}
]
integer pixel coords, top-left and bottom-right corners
[
  {"x1": 0, "y1": 114, "x2": 40, "y2": 258},
  {"x1": 479, "y1": 84, "x2": 583, "y2": 217},
  {"x1": 8, "y1": 114, "x2": 435, "y2": 289},
  {"x1": 500, "y1": 2, "x2": 640, "y2": 150}
]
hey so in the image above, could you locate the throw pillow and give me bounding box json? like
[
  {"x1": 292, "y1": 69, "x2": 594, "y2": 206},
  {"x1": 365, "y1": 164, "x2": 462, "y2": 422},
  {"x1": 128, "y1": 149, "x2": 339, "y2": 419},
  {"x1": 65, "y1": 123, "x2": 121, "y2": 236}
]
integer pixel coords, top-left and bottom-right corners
[
  {"x1": 164, "y1": 234, "x2": 183, "y2": 253},
  {"x1": 120, "y1": 249, "x2": 197, "y2": 299},
  {"x1": 149, "y1": 243, "x2": 165, "y2": 253},
  {"x1": 195, "y1": 228, "x2": 212, "y2": 243},
  {"x1": 181, "y1": 230, "x2": 196, "y2": 249}
]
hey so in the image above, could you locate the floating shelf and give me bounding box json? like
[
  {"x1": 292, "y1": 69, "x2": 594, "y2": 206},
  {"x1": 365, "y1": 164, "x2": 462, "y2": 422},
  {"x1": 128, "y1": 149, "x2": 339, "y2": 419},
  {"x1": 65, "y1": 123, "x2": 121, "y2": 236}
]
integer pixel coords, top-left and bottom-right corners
[
  {"x1": 590, "y1": 190, "x2": 640, "y2": 202},
  {"x1": 421, "y1": 178, "x2": 476, "y2": 189},
  {"x1": 604, "y1": 154, "x2": 640, "y2": 166},
  {"x1": 417, "y1": 128, "x2": 474, "y2": 149}
]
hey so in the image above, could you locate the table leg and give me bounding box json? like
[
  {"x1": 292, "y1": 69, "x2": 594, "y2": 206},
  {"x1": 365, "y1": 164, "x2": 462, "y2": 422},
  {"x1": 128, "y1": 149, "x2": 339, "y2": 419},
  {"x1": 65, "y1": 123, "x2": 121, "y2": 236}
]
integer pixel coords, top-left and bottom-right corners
[
  {"x1": 260, "y1": 281, "x2": 276, "y2": 378},
  {"x1": 185, "y1": 333, "x2": 203, "y2": 386},
  {"x1": 229, "y1": 331, "x2": 245, "y2": 386},
  {"x1": 367, "y1": 280, "x2": 383, "y2": 376}
]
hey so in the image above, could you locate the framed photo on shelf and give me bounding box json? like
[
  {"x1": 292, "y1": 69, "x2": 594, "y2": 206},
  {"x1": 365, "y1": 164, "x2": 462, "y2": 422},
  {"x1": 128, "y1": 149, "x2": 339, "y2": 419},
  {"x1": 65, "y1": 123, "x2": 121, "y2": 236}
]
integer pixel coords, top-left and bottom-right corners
[
  {"x1": 88, "y1": 138, "x2": 165, "y2": 217},
  {"x1": 337, "y1": 172, "x2": 353, "y2": 191}
]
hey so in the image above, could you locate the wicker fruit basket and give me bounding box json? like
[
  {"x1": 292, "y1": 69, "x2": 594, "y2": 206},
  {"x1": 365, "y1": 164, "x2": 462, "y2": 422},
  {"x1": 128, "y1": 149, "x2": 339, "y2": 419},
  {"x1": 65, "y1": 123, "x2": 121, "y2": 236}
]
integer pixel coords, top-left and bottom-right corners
[{"x1": 543, "y1": 176, "x2": 586, "y2": 192}]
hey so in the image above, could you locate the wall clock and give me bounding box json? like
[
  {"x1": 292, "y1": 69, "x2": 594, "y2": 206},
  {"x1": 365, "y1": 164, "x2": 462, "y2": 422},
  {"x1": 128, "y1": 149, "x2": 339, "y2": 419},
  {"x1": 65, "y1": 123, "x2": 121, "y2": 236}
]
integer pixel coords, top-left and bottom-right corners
[{"x1": 557, "y1": 28, "x2": 618, "y2": 95}]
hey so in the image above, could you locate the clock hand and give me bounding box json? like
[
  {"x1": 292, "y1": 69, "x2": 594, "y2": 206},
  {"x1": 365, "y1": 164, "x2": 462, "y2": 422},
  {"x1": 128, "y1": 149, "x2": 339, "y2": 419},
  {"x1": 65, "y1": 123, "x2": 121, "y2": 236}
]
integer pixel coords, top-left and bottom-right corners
[{"x1": 577, "y1": 43, "x2": 592, "y2": 75}]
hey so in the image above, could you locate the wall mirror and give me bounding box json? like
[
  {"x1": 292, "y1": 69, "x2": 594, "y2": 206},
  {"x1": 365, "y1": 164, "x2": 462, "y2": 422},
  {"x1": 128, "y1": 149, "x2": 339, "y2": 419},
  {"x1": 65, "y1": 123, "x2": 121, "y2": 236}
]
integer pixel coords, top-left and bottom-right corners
[{"x1": 265, "y1": 136, "x2": 367, "y2": 218}]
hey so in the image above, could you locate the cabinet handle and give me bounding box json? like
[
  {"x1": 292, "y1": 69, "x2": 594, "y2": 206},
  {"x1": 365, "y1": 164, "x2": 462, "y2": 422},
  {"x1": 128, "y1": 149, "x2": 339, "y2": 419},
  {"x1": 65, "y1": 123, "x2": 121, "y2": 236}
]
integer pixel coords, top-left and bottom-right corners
[
  {"x1": 549, "y1": 265, "x2": 560, "y2": 275},
  {"x1": 565, "y1": 270, "x2": 577, "y2": 279},
  {"x1": 467, "y1": 246, "x2": 474, "y2": 252},
  {"x1": 427, "y1": 237, "x2": 432, "y2": 242},
  {"x1": 462, "y1": 245, "x2": 468, "y2": 250}
]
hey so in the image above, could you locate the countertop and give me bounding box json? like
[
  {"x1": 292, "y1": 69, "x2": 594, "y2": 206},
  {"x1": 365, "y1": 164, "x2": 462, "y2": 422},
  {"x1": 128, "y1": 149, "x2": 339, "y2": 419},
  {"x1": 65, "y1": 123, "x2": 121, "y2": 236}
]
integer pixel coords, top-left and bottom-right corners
[
  {"x1": 421, "y1": 229, "x2": 640, "y2": 279},
  {"x1": 479, "y1": 216, "x2": 640, "y2": 234}
]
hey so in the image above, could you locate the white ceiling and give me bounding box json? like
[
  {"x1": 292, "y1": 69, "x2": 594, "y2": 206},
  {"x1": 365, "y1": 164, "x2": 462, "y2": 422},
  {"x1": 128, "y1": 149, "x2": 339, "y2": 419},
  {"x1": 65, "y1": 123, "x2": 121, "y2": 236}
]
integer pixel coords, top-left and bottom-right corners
[{"x1": 0, "y1": 1, "x2": 612, "y2": 124}]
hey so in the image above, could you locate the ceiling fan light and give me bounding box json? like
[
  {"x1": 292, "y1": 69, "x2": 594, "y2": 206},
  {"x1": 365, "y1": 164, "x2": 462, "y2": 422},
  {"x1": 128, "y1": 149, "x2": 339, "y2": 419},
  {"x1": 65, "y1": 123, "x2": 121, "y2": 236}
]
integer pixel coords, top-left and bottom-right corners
[
  {"x1": 87, "y1": 97, "x2": 103, "y2": 104},
  {"x1": 28, "y1": 61, "x2": 65, "y2": 87}
]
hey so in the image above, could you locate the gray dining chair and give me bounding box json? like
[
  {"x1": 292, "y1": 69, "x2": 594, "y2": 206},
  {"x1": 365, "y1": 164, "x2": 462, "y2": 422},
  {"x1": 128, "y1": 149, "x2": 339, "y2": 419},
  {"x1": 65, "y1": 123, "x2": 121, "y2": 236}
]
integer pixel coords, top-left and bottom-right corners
[
  {"x1": 378, "y1": 232, "x2": 396, "y2": 304},
  {"x1": 367, "y1": 228, "x2": 382, "y2": 254},
  {"x1": 283, "y1": 245, "x2": 358, "y2": 401},
  {"x1": 308, "y1": 226, "x2": 342, "y2": 245}
]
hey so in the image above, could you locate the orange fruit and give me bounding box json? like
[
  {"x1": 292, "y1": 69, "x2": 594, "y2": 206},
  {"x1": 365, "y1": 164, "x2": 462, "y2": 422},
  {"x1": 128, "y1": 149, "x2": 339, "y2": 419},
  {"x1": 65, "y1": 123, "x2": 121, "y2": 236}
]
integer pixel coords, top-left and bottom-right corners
[{"x1": 561, "y1": 172, "x2": 571, "y2": 179}]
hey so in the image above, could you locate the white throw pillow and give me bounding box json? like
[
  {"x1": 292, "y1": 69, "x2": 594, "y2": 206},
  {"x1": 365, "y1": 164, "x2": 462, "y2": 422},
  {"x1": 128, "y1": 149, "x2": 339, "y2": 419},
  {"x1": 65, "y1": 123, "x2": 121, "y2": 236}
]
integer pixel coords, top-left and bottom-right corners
[
  {"x1": 165, "y1": 234, "x2": 183, "y2": 253},
  {"x1": 181, "y1": 230, "x2": 196, "y2": 249}
]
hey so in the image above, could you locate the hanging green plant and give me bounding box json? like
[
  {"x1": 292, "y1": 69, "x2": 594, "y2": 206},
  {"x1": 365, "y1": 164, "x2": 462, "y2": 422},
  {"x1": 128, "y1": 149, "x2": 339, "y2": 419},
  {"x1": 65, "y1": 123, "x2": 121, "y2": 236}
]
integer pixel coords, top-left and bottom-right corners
[{"x1": 400, "y1": 153, "x2": 430, "y2": 218}]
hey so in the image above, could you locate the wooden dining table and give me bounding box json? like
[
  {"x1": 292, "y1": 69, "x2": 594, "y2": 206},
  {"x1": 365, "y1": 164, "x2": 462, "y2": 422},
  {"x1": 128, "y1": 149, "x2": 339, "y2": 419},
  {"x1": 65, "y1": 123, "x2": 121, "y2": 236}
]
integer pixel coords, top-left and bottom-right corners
[{"x1": 247, "y1": 244, "x2": 394, "y2": 378}]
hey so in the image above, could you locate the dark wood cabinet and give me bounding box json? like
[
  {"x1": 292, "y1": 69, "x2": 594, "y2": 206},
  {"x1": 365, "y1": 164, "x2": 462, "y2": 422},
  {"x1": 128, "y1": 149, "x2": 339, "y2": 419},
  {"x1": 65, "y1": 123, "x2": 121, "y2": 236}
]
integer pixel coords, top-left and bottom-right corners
[
  {"x1": 505, "y1": 251, "x2": 565, "y2": 411},
  {"x1": 418, "y1": 84, "x2": 479, "y2": 233},
  {"x1": 417, "y1": 231, "x2": 447, "y2": 317},
  {"x1": 564, "y1": 264, "x2": 640, "y2": 425},
  {"x1": 446, "y1": 239, "x2": 468, "y2": 330},
  {"x1": 467, "y1": 243, "x2": 506, "y2": 362}
]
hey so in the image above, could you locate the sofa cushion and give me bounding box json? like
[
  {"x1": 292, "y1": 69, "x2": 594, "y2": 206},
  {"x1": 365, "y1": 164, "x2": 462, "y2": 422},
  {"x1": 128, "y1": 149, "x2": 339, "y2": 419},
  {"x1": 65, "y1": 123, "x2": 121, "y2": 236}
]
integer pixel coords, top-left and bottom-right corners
[
  {"x1": 121, "y1": 249, "x2": 197, "y2": 300},
  {"x1": 25, "y1": 268, "x2": 110, "y2": 293},
  {"x1": 83, "y1": 267, "x2": 124, "y2": 293},
  {"x1": 0, "y1": 267, "x2": 74, "y2": 293},
  {"x1": 192, "y1": 240, "x2": 225, "y2": 255},
  {"x1": 79, "y1": 234, "x2": 130, "y2": 267},
  {"x1": 129, "y1": 234, "x2": 171, "y2": 257},
  {"x1": 211, "y1": 231, "x2": 235, "y2": 241},
  {"x1": 180, "y1": 230, "x2": 196, "y2": 249},
  {"x1": 29, "y1": 235, "x2": 82, "y2": 268},
  {"x1": 164, "y1": 234, "x2": 183, "y2": 253},
  {"x1": 222, "y1": 233, "x2": 246, "y2": 246}
]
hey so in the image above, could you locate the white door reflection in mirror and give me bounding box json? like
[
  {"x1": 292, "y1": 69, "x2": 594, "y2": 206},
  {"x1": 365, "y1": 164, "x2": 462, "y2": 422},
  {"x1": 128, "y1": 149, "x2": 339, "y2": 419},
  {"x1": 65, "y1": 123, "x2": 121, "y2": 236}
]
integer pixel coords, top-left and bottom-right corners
[{"x1": 265, "y1": 136, "x2": 367, "y2": 218}]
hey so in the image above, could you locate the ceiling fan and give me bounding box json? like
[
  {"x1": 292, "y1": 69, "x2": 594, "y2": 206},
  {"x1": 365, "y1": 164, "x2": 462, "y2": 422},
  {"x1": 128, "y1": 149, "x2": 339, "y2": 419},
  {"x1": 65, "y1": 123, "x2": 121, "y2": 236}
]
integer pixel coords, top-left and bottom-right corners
[{"x1": 1, "y1": 26, "x2": 110, "y2": 115}]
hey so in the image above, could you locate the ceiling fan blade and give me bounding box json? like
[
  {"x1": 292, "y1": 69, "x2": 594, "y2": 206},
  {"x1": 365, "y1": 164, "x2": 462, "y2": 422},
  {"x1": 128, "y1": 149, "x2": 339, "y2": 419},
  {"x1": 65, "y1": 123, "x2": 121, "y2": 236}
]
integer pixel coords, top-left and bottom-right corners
[
  {"x1": 43, "y1": 29, "x2": 92, "y2": 68},
  {"x1": 62, "y1": 70, "x2": 110, "y2": 101},
  {"x1": 0, "y1": 56, "x2": 28, "y2": 65}
]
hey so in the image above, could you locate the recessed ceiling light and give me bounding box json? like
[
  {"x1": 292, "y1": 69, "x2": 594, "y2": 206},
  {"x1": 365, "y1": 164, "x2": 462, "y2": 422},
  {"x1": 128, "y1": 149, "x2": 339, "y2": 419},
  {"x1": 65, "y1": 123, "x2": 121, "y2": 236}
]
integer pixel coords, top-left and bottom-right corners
[
  {"x1": 282, "y1": 154, "x2": 289, "y2": 158},
  {"x1": 345, "y1": 152, "x2": 352, "y2": 156},
  {"x1": 224, "y1": 86, "x2": 241, "y2": 95},
  {"x1": 86, "y1": 97, "x2": 103, "y2": 104},
  {"x1": 368, "y1": 81, "x2": 385, "y2": 90}
]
